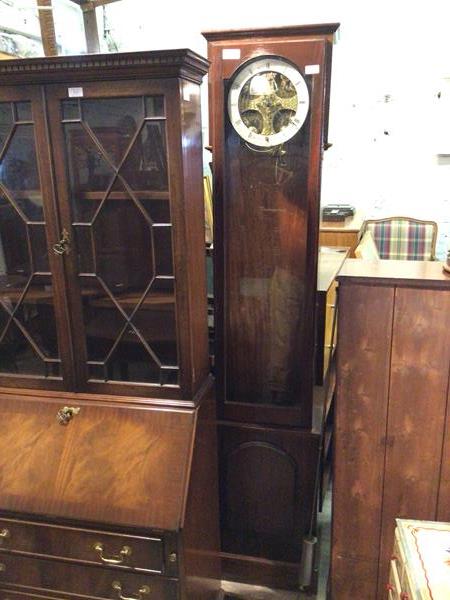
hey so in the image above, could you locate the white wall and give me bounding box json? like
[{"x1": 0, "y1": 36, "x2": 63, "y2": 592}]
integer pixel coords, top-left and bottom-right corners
[
  {"x1": 101, "y1": 0, "x2": 450, "y2": 256},
  {"x1": 4, "y1": 0, "x2": 450, "y2": 253}
]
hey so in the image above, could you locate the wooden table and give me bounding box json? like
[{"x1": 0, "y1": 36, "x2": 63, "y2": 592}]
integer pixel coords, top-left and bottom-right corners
[
  {"x1": 315, "y1": 246, "x2": 348, "y2": 385},
  {"x1": 319, "y1": 211, "x2": 365, "y2": 256}
]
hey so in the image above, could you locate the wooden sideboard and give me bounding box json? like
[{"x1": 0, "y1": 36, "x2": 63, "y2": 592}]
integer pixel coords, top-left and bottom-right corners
[
  {"x1": 330, "y1": 259, "x2": 450, "y2": 599},
  {"x1": 319, "y1": 212, "x2": 364, "y2": 257}
]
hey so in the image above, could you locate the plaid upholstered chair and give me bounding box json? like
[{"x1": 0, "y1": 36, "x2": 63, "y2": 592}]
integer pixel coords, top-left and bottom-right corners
[{"x1": 360, "y1": 217, "x2": 438, "y2": 260}]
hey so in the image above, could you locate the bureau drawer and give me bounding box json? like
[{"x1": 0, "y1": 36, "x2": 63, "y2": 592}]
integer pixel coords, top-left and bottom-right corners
[
  {"x1": 0, "y1": 591, "x2": 97, "y2": 600},
  {"x1": 0, "y1": 518, "x2": 168, "y2": 574},
  {"x1": 0, "y1": 554, "x2": 178, "y2": 600}
]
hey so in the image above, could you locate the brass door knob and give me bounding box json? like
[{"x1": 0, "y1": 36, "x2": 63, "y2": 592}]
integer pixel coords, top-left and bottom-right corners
[
  {"x1": 112, "y1": 582, "x2": 150, "y2": 600},
  {"x1": 57, "y1": 406, "x2": 81, "y2": 425}
]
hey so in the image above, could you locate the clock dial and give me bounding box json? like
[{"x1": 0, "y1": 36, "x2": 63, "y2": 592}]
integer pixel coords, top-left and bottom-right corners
[{"x1": 227, "y1": 57, "x2": 310, "y2": 147}]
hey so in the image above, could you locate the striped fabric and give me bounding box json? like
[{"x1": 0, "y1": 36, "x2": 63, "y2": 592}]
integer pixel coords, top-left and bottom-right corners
[{"x1": 365, "y1": 220, "x2": 436, "y2": 260}]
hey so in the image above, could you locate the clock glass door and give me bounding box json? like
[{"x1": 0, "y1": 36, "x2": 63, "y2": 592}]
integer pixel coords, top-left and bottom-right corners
[{"x1": 221, "y1": 56, "x2": 319, "y2": 425}]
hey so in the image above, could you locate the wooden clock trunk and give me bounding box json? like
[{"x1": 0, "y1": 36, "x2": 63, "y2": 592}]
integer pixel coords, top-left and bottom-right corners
[
  {"x1": 0, "y1": 51, "x2": 221, "y2": 600},
  {"x1": 203, "y1": 24, "x2": 339, "y2": 588}
]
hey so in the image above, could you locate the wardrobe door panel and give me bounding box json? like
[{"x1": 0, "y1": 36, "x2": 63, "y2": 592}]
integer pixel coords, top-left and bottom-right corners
[{"x1": 377, "y1": 287, "x2": 450, "y2": 598}]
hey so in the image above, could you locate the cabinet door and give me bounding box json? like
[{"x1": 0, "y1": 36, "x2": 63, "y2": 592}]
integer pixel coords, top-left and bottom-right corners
[
  {"x1": 0, "y1": 392, "x2": 195, "y2": 530},
  {"x1": 46, "y1": 80, "x2": 181, "y2": 397},
  {"x1": 0, "y1": 86, "x2": 71, "y2": 389}
]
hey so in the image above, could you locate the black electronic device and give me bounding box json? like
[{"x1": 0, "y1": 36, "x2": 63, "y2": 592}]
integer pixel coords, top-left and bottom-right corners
[{"x1": 322, "y1": 204, "x2": 355, "y2": 221}]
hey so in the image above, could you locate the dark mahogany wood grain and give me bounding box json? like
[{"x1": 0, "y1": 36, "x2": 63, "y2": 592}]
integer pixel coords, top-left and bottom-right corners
[
  {"x1": 376, "y1": 287, "x2": 450, "y2": 598},
  {"x1": 0, "y1": 50, "x2": 221, "y2": 600},
  {"x1": 219, "y1": 422, "x2": 319, "y2": 568},
  {"x1": 437, "y1": 374, "x2": 450, "y2": 521},
  {"x1": 202, "y1": 23, "x2": 339, "y2": 41},
  {"x1": 203, "y1": 25, "x2": 338, "y2": 588},
  {"x1": 0, "y1": 49, "x2": 209, "y2": 85},
  {"x1": 0, "y1": 590, "x2": 97, "y2": 600},
  {"x1": 331, "y1": 283, "x2": 394, "y2": 596},
  {"x1": 208, "y1": 35, "x2": 329, "y2": 428},
  {"x1": 0, "y1": 553, "x2": 178, "y2": 599},
  {"x1": 338, "y1": 258, "x2": 450, "y2": 288},
  {"x1": 0, "y1": 56, "x2": 210, "y2": 402},
  {"x1": 332, "y1": 269, "x2": 450, "y2": 600},
  {"x1": 0, "y1": 393, "x2": 195, "y2": 530},
  {"x1": 182, "y1": 380, "x2": 222, "y2": 600},
  {"x1": 0, "y1": 517, "x2": 164, "y2": 574}
]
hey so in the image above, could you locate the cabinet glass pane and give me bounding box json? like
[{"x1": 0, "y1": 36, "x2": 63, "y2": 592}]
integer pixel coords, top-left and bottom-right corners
[
  {"x1": 62, "y1": 95, "x2": 178, "y2": 386},
  {"x1": 0, "y1": 103, "x2": 61, "y2": 379}
]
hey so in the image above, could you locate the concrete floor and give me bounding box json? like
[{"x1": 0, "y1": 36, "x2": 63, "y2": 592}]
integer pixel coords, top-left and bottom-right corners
[{"x1": 221, "y1": 489, "x2": 331, "y2": 599}]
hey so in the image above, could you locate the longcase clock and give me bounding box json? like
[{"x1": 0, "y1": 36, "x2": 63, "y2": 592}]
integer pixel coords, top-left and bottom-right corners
[{"x1": 203, "y1": 24, "x2": 339, "y2": 589}]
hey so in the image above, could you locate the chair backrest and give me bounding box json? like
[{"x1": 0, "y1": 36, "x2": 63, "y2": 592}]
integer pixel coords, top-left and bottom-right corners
[{"x1": 361, "y1": 217, "x2": 438, "y2": 260}]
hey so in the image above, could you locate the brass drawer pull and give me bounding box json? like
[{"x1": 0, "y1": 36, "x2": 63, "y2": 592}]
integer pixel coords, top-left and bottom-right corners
[
  {"x1": 112, "y1": 582, "x2": 150, "y2": 600},
  {"x1": 0, "y1": 563, "x2": 5, "y2": 572},
  {"x1": 53, "y1": 228, "x2": 70, "y2": 256},
  {"x1": 57, "y1": 406, "x2": 81, "y2": 425},
  {"x1": 0, "y1": 529, "x2": 9, "y2": 544},
  {"x1": 94, "y1": 542, "x2": 132, "y2": 565}
]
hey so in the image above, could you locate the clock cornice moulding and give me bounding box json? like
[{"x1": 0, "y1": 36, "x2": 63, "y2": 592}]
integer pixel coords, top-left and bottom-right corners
[
  {"x1": 0, "y1": 49, "x2": 210, "y2": 86},
  {"x1": 202, "y1": 23, "x2": 340, "y2": 42}
]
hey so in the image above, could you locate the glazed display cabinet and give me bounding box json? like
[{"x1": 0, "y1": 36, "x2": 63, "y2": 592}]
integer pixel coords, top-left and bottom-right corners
[{"x1": 0, "y1": 50, "x2": 221, "y2": 600}]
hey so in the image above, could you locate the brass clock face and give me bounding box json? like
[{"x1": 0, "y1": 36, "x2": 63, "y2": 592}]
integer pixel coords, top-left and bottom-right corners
[{"x1": 227, "y1": 56, "x2": 310, "y2": 148}]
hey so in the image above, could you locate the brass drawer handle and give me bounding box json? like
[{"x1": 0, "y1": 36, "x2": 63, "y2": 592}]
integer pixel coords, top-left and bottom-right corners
[
  {"x1": 0, "y1": 529, "x2": 9, "y2": 544},
  {"x1": 53, "y1": 228, "x2": 70, "y2": 256},
  {"x1": 0, "y1": 563, "x2": 5, "y2": 572},
  {"x1": 57, "y1": 406, "x2": 80, "y2": 425},
  {"x1": 112, "y1": 582, "x2": 150, "y2": 600},
  {"x1": 94, "y1": 542, "x2": 132, "y2": 565}
]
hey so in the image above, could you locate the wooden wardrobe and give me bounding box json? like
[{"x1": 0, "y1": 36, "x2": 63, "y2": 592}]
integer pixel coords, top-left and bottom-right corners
[
  {"x1": 0, "y1": 50, "x2": 221, "y2": 600},
  {"x1": 331, "y1": 259, "x2": 450, "y2": 599}
]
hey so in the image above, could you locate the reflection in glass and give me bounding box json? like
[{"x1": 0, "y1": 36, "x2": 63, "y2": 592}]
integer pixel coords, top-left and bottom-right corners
[
  {"x1": 93, "y1": 189, "x2": 154, "y2": 314},
  {"x1": 153, "y1": 226, "x2": 173, "y2": 276},
  {"x1": 225, "y1": 97, "x2": 311, "y2": 406},
  {"x1": 64, "y1": 122, "x2": 116, "y2": 200},
  {"x1": 145, "y1": 96, "x2": 165, "y2": 118},
  {"x1": 74, "y1": 226, "x2": 94, "y2": 274},
  {"x1": 0, "y1": 104, "x2": 60, "y2": 378},
  {"x1": 80, "y1": 276, "x2": 126, "y2": 362},
  {"x1": 122, "y1": 122, "x2": 168, "y2": 191},
  {"x1": 15, "y1": 101, "x2": 32, "y2": 122},
  {"x1": 0, "y1": 102, "x2": 13, "y2": 152},
  {"x1": 140, "y1": 197, "x2": 171, "y2": 224},
  {"x1": 64, "y1": 95, "x2": 177, "y2": 385},
  {"x1": 61, "y1": 99, "x2": 80, "y2": 121},
  {"x1": 29, "y1": 224, "x2": 50, "y2": 272},
  {"x1": 0, "y1": 125, "x2": 43, "y2": 221},
  {"x1": 83, "y1": 97, "x2": 144, "y2": 167}
]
